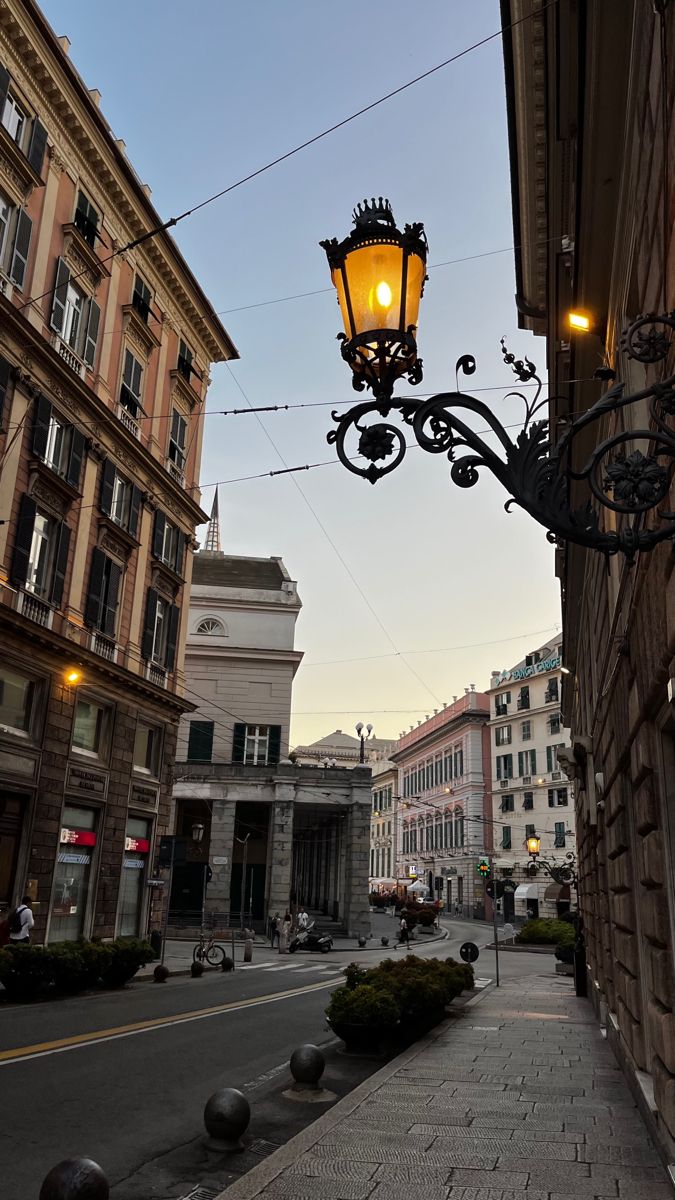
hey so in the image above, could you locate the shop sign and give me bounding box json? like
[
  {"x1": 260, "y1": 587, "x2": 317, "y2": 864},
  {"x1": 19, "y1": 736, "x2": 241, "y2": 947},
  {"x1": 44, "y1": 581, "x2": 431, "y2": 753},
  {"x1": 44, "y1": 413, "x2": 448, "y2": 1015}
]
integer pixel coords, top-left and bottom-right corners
[
  {"x1": 123, "y1": 857, "x2": 145, "y2": 869},
  {"x1": 408, "y1": 865, "x2": 418, "y2": 877},
  {"x1": 67, "y1": 764, "x2": 107, "y2": 797},
  {"x1": 147, "y1": 879, "x2": 165, "y2": 888},
  {"x1": 58, "y1": 853, "x2": 90, "y2": 865},
  {"x1": 496, "y1": 655, "x2": 561, "y2": 685},
  {"x1": 212, "y1": 855, "x2": 229, "y2": 866},
  {"x1": 60, "y1": 828, "x2": 97, "y2": 846},
  {"x1": 130, "y1": 782, "x2": 159, "y2": 806},
  {"x1": 0, "y1": 748, "x2": 37, "y2": 779},
  {"x1": 125, "y1": 836, "x2": 150, "y2": 853}
]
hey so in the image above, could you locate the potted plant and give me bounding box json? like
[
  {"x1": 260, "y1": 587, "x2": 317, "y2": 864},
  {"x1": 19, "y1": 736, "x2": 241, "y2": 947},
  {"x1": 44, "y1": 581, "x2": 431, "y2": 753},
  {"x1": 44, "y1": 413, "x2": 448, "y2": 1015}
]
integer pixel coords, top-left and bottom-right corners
[{"x1": 326, "y1": 982, "x2": 400, "y2": 1051}]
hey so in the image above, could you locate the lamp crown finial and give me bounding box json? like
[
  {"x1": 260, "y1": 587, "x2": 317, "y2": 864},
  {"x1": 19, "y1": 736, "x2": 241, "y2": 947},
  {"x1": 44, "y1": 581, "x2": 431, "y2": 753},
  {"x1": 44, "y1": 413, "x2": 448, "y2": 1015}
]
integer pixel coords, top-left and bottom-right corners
[{"x1": 352, "y1": 196, "x2": 395, "y2": 229}]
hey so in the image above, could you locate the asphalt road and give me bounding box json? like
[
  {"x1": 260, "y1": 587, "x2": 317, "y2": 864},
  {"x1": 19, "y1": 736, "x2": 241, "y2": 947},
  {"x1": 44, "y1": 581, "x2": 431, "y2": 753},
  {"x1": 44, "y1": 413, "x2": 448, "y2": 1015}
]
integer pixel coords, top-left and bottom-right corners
[{"x1": 0, "y1": 919, "x2": 548, "y2": 1199}]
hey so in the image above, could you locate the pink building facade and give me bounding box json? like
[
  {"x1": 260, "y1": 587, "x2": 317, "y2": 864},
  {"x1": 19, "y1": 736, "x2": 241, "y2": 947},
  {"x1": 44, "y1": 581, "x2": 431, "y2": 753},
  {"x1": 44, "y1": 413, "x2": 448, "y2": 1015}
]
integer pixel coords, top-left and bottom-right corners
[{"x1": 391, "y1": 690, "x2": 493, "y2": 919}]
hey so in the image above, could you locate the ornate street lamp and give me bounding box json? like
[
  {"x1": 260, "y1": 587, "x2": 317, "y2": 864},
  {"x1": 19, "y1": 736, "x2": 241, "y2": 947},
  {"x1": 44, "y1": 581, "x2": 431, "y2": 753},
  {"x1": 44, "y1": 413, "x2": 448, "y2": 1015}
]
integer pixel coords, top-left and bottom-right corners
[
  {"x1": 322, "y1": 199, "x2": 675, "y2": 560},
  {"x1": 355, "y1": 721, "x2": 374, "y2": 764}
]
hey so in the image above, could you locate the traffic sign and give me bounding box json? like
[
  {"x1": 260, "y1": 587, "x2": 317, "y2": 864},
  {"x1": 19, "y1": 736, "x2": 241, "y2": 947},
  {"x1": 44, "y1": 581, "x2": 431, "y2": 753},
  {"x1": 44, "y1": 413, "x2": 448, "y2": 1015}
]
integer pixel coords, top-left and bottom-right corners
[
  {"x1": 460, "y1": 941, "x2": 479, "y2": 963},
  {"x1": 485, "y1": 880, "x2": 505, "y2": 900}
]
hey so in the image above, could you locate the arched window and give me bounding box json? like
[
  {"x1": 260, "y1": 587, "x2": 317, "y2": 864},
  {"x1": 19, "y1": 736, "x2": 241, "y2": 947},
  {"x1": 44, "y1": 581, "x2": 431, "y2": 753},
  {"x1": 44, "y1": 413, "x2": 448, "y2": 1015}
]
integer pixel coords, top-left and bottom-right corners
[{"x1": 196, "y1": 617, "x2": 225, "y2": 635}]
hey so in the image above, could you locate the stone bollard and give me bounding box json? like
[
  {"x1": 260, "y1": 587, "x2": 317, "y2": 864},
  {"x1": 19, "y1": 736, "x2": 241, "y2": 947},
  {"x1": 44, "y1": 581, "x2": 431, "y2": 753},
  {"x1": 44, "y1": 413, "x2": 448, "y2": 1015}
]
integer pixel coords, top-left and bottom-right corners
[
  {"x1": 243, "y1": 938, "x2": 252, "y2": 964},
  {"x1": 381, "y1": 936, "x2": 389, "y2": 946},
  {"x1": 191, "y1": 961, "x2": 204, "y2": 978},
  {"x1": 39, "y1": 1158, "x2": 109, "y2": 1200},
  {"x1": 221, "y1": 956, "x2": 234, "y2": 972},
  {"x1": 357, "y1": 935, "x2": 367, "y2": 948},
  {"x1": 203, "y1": 1088, "x2": 250, "y2": 1152},
  {"x1": 290, "y1": 1044, "x2": 324, "y2": 1090},
  {"x1": 153, "y1": 964, "x2": 169, "y2": 983}
]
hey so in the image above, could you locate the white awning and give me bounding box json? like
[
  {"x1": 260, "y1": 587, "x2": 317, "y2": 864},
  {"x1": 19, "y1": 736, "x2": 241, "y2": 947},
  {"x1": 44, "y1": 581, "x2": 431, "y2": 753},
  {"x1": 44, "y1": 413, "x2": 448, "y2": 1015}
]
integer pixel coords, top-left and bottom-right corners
[
  {"x1": 514, "y1": 883, "x2": 539, "y2": 901},
  {"x1": 494, "y1": 858, "x2": 516, "y2": 869}
]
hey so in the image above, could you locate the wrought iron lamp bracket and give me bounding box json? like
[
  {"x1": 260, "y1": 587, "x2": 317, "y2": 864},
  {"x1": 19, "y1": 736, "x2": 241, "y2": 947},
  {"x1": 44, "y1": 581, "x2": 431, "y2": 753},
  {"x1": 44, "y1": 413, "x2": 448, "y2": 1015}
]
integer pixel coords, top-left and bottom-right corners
[
  {"x1": 529, "y1": 851, "x2": 579, "y2": 890},
  {"x1": 327, "y1": 312, "x2": 675, "y2": 560}
]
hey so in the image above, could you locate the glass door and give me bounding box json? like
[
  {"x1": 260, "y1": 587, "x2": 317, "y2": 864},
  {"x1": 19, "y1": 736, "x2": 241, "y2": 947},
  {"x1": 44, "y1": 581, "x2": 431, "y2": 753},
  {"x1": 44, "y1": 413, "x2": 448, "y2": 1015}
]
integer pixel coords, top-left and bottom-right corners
[
  {"x1": 118, "y1": 817, "x2": 151, "y2": 937},
  {"x1": 50, "y1": 806, "x2": 98, "y2": 941}
]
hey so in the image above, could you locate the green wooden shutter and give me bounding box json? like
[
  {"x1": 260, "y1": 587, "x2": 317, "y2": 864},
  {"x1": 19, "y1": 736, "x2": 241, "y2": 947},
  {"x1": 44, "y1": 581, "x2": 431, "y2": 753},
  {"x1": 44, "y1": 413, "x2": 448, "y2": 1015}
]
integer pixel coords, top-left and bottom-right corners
[
  {"x1": 32, "y1": 394, "x2": 52, "y2": 459},
  {"x1": 141, "y1": 588, "x2": 158, "y2": 660},
  {"x1": 165, "y1": 604, "x2": 180, "y2": 671},
  {"x1": 9, "y1": 210, "x2": 32, "y2": 289},
  {"x1": 232, "y1": 723, "x2": 246, "y2": 763},
  {"x1": 152, "y1": 511, "x2": 165, "y2": 559},
  {"x1": 268, "y1": 725, "x2": 281, "y2": 764},
  {"x1": 187, "y1": 720, "x2": 214, "y2": 762},
  {"x1": 27, "y1": 118, "x2": 48, "y2": 176},
  {"x1": 128, "y1": 485, "x2": 142, "y2": 538},
  {"x1": 174, "y1": 530, "x2": 187, "y2": 575},
  {"x1": 66, "y1": 428, "x2": 86, "y2": 489},
  {"x1": 0, "y1": 356, "x2": 11, "y2": 429},
  {"x1": 49, "y1": 521, "x2": 71, "y2": 608},
  {"x1": 50, "y1": 257, "x2": 71, "y2": 333},
  {"x1": 0, "y1": 66, "x2": 10, "y2": 116},
  {"x1": 85, "y1": 547, "x2": 106, "y2": 629},
  {"x1": 103, "y1": 561, "x2": 122, "y2": 637},
  {"x1": 10, "y1": 493, "x2": 37, "y2": 586},
  {"x1": 82, "y1": 298, "x2": 100, "y2": 369},
  {"x1": 99, "y1": 459, "x2": 116, "y2": 516}
]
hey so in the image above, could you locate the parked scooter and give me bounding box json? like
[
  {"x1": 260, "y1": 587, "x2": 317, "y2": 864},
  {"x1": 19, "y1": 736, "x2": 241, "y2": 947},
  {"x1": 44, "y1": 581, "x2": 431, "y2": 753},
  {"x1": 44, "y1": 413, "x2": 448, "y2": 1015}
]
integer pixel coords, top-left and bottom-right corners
[{"x1": 288, "y1": 920, "x2": 333, "y2": 954}]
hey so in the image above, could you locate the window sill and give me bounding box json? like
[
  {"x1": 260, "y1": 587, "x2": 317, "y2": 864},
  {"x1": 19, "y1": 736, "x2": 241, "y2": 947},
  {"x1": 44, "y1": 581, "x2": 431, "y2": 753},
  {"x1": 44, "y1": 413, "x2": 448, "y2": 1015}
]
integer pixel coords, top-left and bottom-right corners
[
  {"x1": 28, "y1": 457, "x2": 82, "y2": 506},
  {"x1": 98, "y1": 514, "x2": 140, "y2": 555},
  {"x1": 122, "y1": 303, "x2": 161, "y2": 355},
  {"x1": 0, "y1": 124, "x2": 44, "y2": 200},
  {"x1": 152, "y1": 554, "x2": 184, "y2": 587}
]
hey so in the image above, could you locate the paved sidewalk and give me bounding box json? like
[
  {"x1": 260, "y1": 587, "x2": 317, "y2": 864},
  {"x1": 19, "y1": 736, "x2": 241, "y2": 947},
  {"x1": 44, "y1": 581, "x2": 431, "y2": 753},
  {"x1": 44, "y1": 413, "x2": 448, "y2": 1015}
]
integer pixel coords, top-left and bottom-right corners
[{"x1": 215, "y1": 972, "x2": 673, "y2": 1200}]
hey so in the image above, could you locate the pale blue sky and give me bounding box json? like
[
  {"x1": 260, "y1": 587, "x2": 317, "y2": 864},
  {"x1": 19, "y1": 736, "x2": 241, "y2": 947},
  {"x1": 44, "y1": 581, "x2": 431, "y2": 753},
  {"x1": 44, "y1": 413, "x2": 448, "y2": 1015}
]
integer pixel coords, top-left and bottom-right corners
[{"x1": 41, "y1": 0, "x2": 561, "y2": 744}]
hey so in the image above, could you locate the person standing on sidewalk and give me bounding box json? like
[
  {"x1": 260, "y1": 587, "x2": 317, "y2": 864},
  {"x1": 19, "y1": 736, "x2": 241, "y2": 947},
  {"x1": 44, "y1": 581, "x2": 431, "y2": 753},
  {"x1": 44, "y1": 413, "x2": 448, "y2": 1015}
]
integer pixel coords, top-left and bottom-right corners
[
  {"x1": 9, "y1": 896, "x2": 34, "y2": 944},
  {"x1": 270, "y1": 912, "x2": 281, "y2": 948},
  {"x1": 279, "y1": 911, "x2": 292, "y2": 953},
  {"x1": 399, "y1": 915, "x2": 409, "y2": 948}
]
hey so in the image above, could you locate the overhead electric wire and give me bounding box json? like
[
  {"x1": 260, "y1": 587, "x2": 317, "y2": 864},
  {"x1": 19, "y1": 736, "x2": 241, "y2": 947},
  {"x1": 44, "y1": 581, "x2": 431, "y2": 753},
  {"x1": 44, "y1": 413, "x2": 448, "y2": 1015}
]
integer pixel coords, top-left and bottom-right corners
[{"x1": 18, "y1": 1, "x2": 558, "y2": 323}]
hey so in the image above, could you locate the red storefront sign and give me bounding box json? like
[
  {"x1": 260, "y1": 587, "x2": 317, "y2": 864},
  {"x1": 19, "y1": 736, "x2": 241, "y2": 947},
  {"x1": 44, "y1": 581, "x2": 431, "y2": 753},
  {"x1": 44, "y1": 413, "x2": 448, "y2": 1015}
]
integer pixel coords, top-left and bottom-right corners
[
  {"x1": 125, "y1": 836, "x2": 150, "y2": 853},
  {"x1": 60, "y1": 827, "x2": 97, "y2": 846}
]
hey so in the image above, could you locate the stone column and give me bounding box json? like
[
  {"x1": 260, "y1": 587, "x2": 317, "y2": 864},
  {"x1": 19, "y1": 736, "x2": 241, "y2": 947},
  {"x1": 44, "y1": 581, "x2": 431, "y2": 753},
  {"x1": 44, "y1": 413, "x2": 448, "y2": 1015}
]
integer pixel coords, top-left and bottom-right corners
[
  {"x1": 268, "y1": 784, "x2": 295, "y2": 917},
  {"x1": 206, "y1": 799, "x2": 236, "y2": 915},
  {"x1": 342, "y1": 773, "x2": 372, "y2": 937}
]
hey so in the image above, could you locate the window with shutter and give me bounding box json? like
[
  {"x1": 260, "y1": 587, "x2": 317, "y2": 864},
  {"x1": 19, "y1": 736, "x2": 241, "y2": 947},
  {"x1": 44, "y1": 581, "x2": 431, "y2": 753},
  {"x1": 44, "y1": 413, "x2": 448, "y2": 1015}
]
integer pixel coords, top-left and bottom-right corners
[
  {"x1": 9, "y1": 208, "x2": 32, "y2": 289},
  {"x1": 132, "y1": 274, "x2": 152, "y2": 323},
  {"x1": 120, "y1": 349, "x2": 143, "y2": 417},
  {"x1": 85, "y1": 547, "x2": 106, "y2": 629},
  {"x1": 501, "y1": 826, "x2": 512, "y2": 850},
  {"x1": 141, "y1": 588, "x2": 159, "y2": 661},
  {"x1": 86, "y1": 551, "x2": 122, "y2": 637},
  {"x1": 127, "y1": 485, "x2": 142, "y2": 539},
  {"x1": 99, "y1": 459, "x2": 116, "y2": 517},
  {"x1": 2, "y1": 90, "x2": 26, "y2": 146},
  {"x1": 10, "y1": 493, "x2": 37, "y2": 586},
  {"x1": 82, "y1": 299, "x2": 100, "y2": 369},
  {"x1": 232, "y1": 723, "x2": 246, "y2": 763},
  {"x1": 74, "y1": 191, "x2": 99, "y2": 247},
  {"x1": 168, "y1": 409, "x2": 187, "y2": 468},
  {"x1": 187, "y1": 720, "x2": 214, "y2": 762},
  {"x1": 0, "y1": 66, "x2": 10, "y2": 119},
  {"x1": 152, "y1": 511, "x2": 166, "y2": 560},
  {"x1": 0, "y1": 355, "x2": 11, "y2": 429},
  {"x1": 0, "y1": 192, "x2": 11, "y2": 272},
  {"x1": 49, "y1": 522, "x2": 71, "y2": 608},
  {"x1": 32, "y1": 394, "x2": 52, "y2": 459},
  {"x1": 66, "y1": 429, "x2": 86, "y2": 490},
  {"x1": 50, "y1": 258, "x2": 71, "y2": 334},
  {"x1": 554, "y1": 822, "x2": 566, "y2": 848},
  {"x1": 165, "y1": 605, "x2": 180, "y2": 672},
  {"x1": 26, "y1": 118, "x2": 47, "y2": 176},
  {"x1": 268, "y1": 725, "x2": 281, "y2": 764},
  {"x1": 177, "y1": 338, "x2": 193, "y2": 381}
]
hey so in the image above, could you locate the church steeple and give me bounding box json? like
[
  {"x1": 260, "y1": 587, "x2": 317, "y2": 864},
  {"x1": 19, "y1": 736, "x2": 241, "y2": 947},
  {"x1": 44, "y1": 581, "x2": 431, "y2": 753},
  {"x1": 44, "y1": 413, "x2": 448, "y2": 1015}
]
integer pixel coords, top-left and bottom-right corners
[{"x1": 204, "y1": 488, "x2": 221, "y2": 552}]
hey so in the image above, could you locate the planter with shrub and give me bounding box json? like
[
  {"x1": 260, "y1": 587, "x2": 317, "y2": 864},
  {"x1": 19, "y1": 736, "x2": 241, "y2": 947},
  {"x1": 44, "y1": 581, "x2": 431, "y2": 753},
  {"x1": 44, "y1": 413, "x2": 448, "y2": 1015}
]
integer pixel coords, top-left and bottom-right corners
[
  {"x1": 515, "y1": 919, "x2": 575, "y2": 947},
  {"x1": 326, "y1": 981, "x2": 401, "y2": 1051},
  {"x1": 0, "y1": 937, "x2": 152, "y2": 1001}
]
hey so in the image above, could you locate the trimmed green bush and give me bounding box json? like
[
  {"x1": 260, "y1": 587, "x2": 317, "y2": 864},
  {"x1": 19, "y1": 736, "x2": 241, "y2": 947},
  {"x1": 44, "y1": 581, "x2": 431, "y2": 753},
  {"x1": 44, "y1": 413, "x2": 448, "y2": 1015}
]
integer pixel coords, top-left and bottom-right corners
[
  {"x1": 0, "y1": 937, "x2": 152, "y2": 1000},
  {"x1": 515, "y1": 918, "x2": 575, "y2": 946},
  {"x1": 555, "y1": 942, "x2": 575, "y2": 964},
  {"x1": 326, "y1": 983, "x2": 401, "y2": 1029},
  {"x1": 99, "y1": 938, "x2": 152, "y2": 988},
  {"x1": 0, "y1": 944, "x2": 53, "y2": 999}
]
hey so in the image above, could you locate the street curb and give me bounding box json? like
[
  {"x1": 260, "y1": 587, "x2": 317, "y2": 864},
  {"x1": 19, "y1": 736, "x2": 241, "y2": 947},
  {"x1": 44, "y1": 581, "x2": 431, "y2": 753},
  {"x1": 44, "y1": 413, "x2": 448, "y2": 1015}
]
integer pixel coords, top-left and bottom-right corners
[{"x1": 211, "y1": 982, "x2": 493, "y2": 1200}]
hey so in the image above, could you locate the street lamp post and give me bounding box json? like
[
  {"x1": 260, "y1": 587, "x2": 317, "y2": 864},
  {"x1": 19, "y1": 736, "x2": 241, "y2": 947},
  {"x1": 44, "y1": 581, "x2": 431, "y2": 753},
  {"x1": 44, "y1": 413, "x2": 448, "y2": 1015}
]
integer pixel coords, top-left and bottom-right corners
[
  {"x1": 321, "y1": 199, "x2": 675, "y2": 562},
  {"x1": 355, "y1": 721, "x2": 373, "y2": 764},
  {"x1": 526, "y1": 834, "x2": 586, "y2": 997}
]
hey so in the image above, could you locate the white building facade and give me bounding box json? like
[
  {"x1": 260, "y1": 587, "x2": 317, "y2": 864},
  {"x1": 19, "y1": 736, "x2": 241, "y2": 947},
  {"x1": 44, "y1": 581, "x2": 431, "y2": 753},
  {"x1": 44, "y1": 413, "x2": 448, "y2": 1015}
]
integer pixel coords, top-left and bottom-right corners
[
  {"x1": 391, "y1": 691, "x2": 492, "y2": 918},
  {"x1": 487, "y1": 637, "x2": 575, "y2": 922},
  {"x1": 369, "y1": 761, "x2": 396, "y2": 891}
]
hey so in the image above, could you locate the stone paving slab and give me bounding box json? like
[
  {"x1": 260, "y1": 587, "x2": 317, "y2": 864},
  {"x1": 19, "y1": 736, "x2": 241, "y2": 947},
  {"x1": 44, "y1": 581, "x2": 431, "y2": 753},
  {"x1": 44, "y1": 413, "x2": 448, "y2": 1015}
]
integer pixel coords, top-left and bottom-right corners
[{"x1": 214, "y1": 974, "x2": 672, "y2": 1200}]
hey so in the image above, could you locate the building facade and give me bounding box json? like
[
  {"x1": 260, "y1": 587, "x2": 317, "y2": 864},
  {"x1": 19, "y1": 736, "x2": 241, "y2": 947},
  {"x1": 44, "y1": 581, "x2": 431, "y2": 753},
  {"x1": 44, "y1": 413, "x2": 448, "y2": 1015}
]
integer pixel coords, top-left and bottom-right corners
[
  {"x1": 487, "y1": 637, "x2": 574, "y2": 922},
  {"x1": 391, "y1": 690, "x2": 492, "y2": 917},
  {"x1": 369, "y1": 759, "x2": 396, "y2": 891},
  {"x1": 293, "y1": 728, "x2": 396, "y2": 768},
  {"x1": 172, "y1": 528, "x2": 371, "y2": 935},
  {"x1": 502, "y1": 0, "x2": 675, "y2": 1157},
  {"x1": 0, "y1": 1, "x2": 235, "y2": 942}
]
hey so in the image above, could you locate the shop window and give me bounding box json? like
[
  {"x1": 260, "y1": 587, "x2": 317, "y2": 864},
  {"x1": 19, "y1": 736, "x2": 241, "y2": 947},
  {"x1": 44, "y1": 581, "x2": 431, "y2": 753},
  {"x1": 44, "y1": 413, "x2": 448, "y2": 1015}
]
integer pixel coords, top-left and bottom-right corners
[
  {"x1": 0, "y1": 665, "x2": 36, "y2": 737},
  {"x1": 133, "y1": 721, "x2": 162, "y2": 777},
  {"x1": 71, "y1": 697, "x2": 109, "y2": 758},
  {"x1": 50, "y1": 805, "x2": 98, "y2": 942},
  {"x1": 118, "y1": 816, "x2": 152, "y2": 937}
]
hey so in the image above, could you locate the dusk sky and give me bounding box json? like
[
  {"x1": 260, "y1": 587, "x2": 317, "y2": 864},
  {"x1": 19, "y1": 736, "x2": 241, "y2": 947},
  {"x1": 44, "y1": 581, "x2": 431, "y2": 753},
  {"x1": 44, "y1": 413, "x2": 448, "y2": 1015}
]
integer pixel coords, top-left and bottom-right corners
[{"x1": 41, "y1": 0, "x2": 561, "y2": 746}]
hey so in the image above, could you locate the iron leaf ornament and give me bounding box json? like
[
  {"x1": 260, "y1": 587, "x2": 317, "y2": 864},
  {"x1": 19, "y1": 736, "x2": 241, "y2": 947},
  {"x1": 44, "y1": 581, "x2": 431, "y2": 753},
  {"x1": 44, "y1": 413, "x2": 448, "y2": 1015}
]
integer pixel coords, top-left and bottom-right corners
[{"x1": 327, "y1": 312, "x2": 675, "y2": 560}]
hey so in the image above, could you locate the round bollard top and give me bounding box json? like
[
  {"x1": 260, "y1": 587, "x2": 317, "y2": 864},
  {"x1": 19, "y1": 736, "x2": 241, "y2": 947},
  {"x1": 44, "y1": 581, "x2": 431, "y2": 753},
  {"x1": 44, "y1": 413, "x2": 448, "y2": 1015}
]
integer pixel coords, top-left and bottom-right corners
[
  {"x1": 381, "y1": 935, "x2": 389, "y2": 946},
  {"x1": 204, "y1": 1087, "x2": 250, "y2": 1143},
  {"x1": 39, "y1": 1158, "x2": 109, "y2": 1200},
  {"x1": 357, "y1": 935, "x2": 367, "y2": 947},
  {"x1": 290, "y1": 1044, "x2": 325, "y2": 1086},
  {"x1": 153, "y1": 964, "x2": 169, "y2": 983}
]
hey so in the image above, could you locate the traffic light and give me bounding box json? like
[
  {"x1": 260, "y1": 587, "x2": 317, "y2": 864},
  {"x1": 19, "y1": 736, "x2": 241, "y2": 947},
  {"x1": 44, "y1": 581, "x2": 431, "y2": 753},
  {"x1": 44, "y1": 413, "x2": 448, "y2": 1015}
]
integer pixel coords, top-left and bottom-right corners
[{"x1": 476, "y1": 856, "x2": 491, "y2": 878}]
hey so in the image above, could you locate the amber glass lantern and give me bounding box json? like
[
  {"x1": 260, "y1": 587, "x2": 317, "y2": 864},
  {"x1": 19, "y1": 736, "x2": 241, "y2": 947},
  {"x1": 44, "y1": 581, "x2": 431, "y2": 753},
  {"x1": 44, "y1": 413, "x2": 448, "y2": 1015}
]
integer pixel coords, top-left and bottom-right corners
[
  {"x1": 526, "y1": 834, "x2": 541, "y2": 857},
  {"x1": 321, "y1": 198, "x2": 428, "y2": 402}
]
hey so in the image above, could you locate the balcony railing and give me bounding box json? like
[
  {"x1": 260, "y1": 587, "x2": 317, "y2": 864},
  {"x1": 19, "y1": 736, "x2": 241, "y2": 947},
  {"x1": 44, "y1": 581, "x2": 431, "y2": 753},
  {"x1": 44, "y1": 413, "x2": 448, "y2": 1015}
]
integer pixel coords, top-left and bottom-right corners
[
  {"x1": 16, "y1": 589, "x2": 53, "y2": 628},
  {"x1": 167, "y1": 459, "x2": 185, "y2": 487},
  {"x1": 89, "y1": 630, "x2": 118, "y2": 662},
  {"x1": 117, "y1": 402, "x2": 141, "y2": 440},
  {"x1": 52, "y1": 334, "x2": 85, "y2": 378},
  {"x1": 146, "y1": 662, "x2": 168, "y2": 688}
]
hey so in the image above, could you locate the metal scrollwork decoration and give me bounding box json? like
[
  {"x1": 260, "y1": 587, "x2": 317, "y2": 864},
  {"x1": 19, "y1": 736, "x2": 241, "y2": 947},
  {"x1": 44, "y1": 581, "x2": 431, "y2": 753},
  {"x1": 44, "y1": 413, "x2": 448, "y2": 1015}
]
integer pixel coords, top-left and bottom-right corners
[{"x1": 327, "y1": 309, "x2": 675, "y2": 560}]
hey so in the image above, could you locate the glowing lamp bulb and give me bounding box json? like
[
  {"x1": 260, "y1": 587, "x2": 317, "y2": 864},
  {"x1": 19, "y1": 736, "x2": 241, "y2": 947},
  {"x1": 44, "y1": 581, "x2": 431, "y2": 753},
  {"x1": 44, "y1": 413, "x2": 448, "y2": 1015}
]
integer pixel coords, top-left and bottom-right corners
[
  {"x1": 375, "y1": 281, "x2": 392, "y2": 307},
  {"x1": 65, "y1": 669, "x2": 82, "y2": 686},
  {"x1": 568, "y1": 310, "x2": 591, "y2": 332}
]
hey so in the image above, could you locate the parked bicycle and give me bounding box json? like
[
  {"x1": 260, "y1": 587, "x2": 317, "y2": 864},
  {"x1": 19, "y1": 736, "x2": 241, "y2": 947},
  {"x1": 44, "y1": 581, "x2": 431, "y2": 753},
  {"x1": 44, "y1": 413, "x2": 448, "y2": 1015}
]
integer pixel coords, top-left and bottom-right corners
[{"x1": 193, "y1": 931, "x2": 226, "y2": 966}]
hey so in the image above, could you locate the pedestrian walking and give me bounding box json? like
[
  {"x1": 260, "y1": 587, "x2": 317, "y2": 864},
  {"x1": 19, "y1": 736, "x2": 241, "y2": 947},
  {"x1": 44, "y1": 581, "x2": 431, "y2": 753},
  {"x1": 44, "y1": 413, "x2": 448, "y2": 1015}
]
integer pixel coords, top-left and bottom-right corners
[
  {"x1": 399, "y1": 915, "x2": 409, "y2": 948},
  {"x1": 9, "y1": 896, "x2": 34, "y2": 944},
  {"x1": 270, "y1": 912, "x2": 281, "y2": 948},
  {"x1": 279, "y1": 911, "x2": 292, "y2": 954}
]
